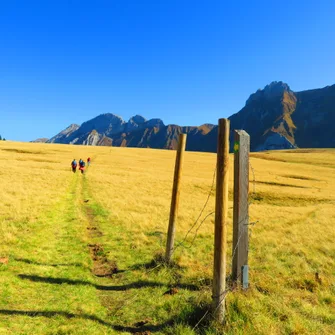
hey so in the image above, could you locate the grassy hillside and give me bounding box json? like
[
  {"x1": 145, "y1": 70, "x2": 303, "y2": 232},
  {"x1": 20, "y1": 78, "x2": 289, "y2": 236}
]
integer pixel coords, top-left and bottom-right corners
[{"x1": 0, "y1": 141, "x2": 334, "y2": 334}]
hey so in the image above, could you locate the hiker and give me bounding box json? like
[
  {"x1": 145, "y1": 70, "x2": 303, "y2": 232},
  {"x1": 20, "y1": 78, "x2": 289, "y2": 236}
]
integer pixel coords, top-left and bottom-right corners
[
  {"x1": 87, "y1": 157, "x2": 91, "y2": 166},
  {"x1": 71, "y1": 159, "x2": 77, "y2": 173},
  {"x1": 79, "y1": 158, "x2": 85, "y2": 174}
]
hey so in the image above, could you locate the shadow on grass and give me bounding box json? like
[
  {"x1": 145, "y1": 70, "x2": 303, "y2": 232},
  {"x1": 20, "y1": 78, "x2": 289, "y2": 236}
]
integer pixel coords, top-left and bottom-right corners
[
  {"x1": 18, "y1": 274, "x2": 164, "y2": 291},
  {"x1": 116, "y1": 302, "x2": 212, "y2": 333},
  {"x1": 0, "y1": 309, "x2": 111, "y2": 326},
  {"x1": 18, "y1": 274, "x2": 201, "y2": 292},
  {"x1": 0, "y1": 309, "x2": 171, "y2": 332},
  {"x1": 0, "y1": 303, "x2": 212, "y2": 333},
  {"x1": 15, "y1": 258, "x2": 85, "y2": 268}
]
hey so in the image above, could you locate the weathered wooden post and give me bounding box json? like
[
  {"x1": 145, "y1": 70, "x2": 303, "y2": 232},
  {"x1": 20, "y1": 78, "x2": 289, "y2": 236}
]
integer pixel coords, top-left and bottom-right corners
[
  {"x1": 232, "y1": 130, "x2": 250, "y2": 288},
  {"x1": 212, "y1": 118, "x2": 230, "y2": 322},
  {"x1": 165, "y1": 133, "x2": 187, "y2": 263}
]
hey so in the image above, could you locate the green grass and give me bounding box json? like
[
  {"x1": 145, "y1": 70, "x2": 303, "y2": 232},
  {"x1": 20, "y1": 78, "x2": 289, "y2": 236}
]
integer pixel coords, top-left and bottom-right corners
[
  {"x1": 81, "y1": 173, "x2": 212, "y2": 334},
  {"x1": 0, "y1": 175, "x2": 115, "y2": 334},
  {"x1": 0, "y1": 142, "x2": 334, "y2": 334}
]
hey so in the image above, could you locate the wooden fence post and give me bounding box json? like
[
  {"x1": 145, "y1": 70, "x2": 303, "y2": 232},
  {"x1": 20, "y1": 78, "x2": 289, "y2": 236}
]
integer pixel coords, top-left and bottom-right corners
[
  {"x1": 165, "y1": 133, "x2": 187, "y2": 263},
  {"x1": 212, "y1": 118, "x2": 230, "y2": 322},
  {"x1": 232, "y1": 130, "x2": 250, "y2": 287}
]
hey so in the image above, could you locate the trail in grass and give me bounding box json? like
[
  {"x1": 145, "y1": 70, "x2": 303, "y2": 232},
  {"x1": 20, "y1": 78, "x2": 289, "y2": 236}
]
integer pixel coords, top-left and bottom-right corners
[
  {"x1": 0, "y1": 163, "x2": 199, "y2": 335},
  {"x1": 80, "y1": 166, "x2": 213, "y2": 335},
  {"x1": 0, "y1": 173, "x2": 118, "y2": 335}
]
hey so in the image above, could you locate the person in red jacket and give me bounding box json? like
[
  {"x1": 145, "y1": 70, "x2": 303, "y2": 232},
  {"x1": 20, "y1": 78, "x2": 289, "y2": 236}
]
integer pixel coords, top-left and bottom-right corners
[
  {"x1": 79, "y1": 159, "x2": 85, "y2": 174},
  {"x1": 87, "y1": 157, "x2": 91, "y2": 166}
]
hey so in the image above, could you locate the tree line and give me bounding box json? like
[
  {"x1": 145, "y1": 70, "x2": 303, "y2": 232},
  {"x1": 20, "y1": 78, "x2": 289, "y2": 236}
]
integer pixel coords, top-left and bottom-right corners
[{"x1": 0, "y1": 135, "x2": 6, "y2": 141}]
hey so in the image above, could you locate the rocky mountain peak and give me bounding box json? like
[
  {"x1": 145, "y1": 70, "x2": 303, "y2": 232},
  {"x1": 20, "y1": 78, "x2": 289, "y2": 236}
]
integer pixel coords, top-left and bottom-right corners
[
  {"x1": 46, "y1": 123, "x2": 80, "y2": 143},
  {"x1": 246, "y1": 81, "x2": 292, "y2": 105},
  {"x1": 97, "y1": 113, "x2": 125, "y2": 124},
  {"x1": 64, "y1": 124, "x2": 80, "y2": 133},
  {"x1": 145, "y1": 118, "x2": 164, "y2": 128},
  {"x1": 129, "y1": 115, "x2": 146, "y2": 124},
  {"x1": 79, "y1": 113, "x2": 125, "y2": 136},
  {"x1": 264, "y1": 81, "x2": 291, "y2": 96}
]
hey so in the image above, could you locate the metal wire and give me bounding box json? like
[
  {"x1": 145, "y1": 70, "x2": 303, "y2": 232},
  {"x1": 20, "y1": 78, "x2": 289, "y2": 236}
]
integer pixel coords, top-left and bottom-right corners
[{"x1": 171, "y1": 165, "x2": 216, "y2": 254}]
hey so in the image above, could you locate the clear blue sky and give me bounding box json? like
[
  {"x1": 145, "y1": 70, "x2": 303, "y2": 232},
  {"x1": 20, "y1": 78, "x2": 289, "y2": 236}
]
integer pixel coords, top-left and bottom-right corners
[{"x1": 1, "y1": 0, "x2": 334, "y2": 141}]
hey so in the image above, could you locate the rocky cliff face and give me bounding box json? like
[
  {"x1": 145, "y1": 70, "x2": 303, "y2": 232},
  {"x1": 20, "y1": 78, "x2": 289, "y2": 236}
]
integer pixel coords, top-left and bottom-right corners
[
  {"x1": 227, "y1": 81, "x2": 335, "y2": 151},
  {"x1": 228, "y1": 81, "x2": 298, "y2": 151},
  {"x1": 293, "y1": 85, "x2": 335, "y2": 148},
  {"x1": 46, "y1": 81, "x2": 335, "y2": 152},
  {"x1": 47, "y1": 124, "x2": 80, "y2": 144},
  {"x1": 47, "y1": 114, "x2": 165, "y2": 146}
]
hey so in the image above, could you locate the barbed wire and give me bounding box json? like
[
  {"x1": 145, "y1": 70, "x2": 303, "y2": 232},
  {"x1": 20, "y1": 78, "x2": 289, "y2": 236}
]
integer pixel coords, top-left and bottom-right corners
[
  {"x1": 192, "y1": 238, "x2": 251, "y2": 331},
  {"x1": 174, "y1": 160, "x2": 258, "y2": 256},
  {"x1": 171, "y1": 159, "x2": 259, "y2": 331},
  {"x1": 192, "y1": 160, "x2": 259, "y2": 330},
  {"x1": 171, "y1": 165, "x2": 217, "y2": 255},
  {"x1": 250, "y1": 160, "x2": 256, "y2": 195},
  {"x1": 113, "y1": 159, "x2": 259, "y2": 326},
  {"x1": 192, "y1": 275, "x2": 240, "y2": 331},
  {"x1": 110, "y1": 165, "x2": 217, "y2": 317}
]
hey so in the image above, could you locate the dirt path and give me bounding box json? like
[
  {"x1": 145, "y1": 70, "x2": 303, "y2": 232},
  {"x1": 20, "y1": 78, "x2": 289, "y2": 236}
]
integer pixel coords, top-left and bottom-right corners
[{"x1": 0, "y1": 169, "x2": 120, "y2": 334}]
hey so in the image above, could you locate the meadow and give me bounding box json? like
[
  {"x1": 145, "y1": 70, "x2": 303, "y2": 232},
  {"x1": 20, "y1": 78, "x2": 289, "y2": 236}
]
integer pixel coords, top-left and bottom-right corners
[{"x1": 0, "y1": 141, "x2": 334, "y2": 335}]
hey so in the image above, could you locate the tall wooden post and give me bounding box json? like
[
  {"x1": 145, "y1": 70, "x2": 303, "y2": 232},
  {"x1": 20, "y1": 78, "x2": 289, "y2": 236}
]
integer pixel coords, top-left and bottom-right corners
[
  {"x1": 212, "y1": 118, "x2": 230, "y2": 322},
  {"x1": 165, "y1": 133, "x2": 187, "y2": 263},
  {"x1": 232, "y1": 130, "x2": 250, "y2": 286}
]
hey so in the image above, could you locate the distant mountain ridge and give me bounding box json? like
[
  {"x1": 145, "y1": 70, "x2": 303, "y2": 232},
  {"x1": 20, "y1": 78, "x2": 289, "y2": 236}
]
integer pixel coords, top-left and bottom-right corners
[
  {"x1": 45, "y1": 81, "x2": 335, "y2": 151},
  {"x1": 30, "y1": 138, "x2": 49, "y2": 143},
  {"x1": 47, "y1": 114, "x2": 169, "y2": 146},
  {"x1": 46, "y1": 113, "x2": 215, "y2": 150}
]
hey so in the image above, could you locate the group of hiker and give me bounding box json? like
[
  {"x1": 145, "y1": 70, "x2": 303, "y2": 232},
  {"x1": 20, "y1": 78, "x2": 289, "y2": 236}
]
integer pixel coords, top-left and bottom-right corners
[{"x1": 71, "y1": 157, "x2": 91, "y2": 174}]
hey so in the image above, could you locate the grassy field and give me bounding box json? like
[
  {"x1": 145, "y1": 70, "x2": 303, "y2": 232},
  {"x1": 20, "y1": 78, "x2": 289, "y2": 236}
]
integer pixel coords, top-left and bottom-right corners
[{"x1": 0, "y1": 141, "x2": 334, "y2": 335}]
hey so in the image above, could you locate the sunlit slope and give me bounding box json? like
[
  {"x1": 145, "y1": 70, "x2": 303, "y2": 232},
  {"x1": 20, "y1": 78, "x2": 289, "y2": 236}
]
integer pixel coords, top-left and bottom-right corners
[
  {"x1": 0, "y1": 141, "x2": 334, "y2": 334},
  {"x1": 0, "y1": 141, "x2": 116, "y2": 334},
  {"x1": 0, "y1": 141, "x2": 93, "y2": 247}
]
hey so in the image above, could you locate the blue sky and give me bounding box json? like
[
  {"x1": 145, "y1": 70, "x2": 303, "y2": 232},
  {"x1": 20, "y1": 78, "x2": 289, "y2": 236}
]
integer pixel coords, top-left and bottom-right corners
[{"x1": 1, "y1": 0, "x2": 335, "y2": 141}]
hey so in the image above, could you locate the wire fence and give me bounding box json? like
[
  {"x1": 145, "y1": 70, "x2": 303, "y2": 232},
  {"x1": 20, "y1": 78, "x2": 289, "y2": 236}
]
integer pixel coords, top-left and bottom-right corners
[
  {"x1": 174, "y1": 159, "x2": 257, "y2": 258},
  {"x1": 112, "y1": 158, "x2": 258, "y2": 328},
  {"x1": 183, "y1": 159, "x2": 258, "y2": 330},
  {"x1": 172, "y1": 164, "x2": 217, "y2": 254}
]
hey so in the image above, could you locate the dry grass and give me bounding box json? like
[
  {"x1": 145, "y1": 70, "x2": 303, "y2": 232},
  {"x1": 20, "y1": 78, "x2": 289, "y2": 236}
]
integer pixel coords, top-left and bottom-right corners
[{"x1": 0, "y1": 142, "x2": 334, "y2": 334}]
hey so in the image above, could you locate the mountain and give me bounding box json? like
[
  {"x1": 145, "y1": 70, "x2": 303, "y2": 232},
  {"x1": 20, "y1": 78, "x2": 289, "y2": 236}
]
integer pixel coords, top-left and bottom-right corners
[
  {"x1": 227, "y1": 81, "x2": 335, "y2": 151},
  {"x1": 46, "y1": 81, "x2": 335, "y2": 151},
  {"x1": 47, "y1": 112, "x2": 213, "y2": 150},
  {"x1": 47, "y1": 114, "x2": 167, "y2": 146},
  {"x1": 47, "y1": 124, "x2": 80, "y2": 144},
  {"x1": 187, "y1": 81, "x2": 335, "y2": 152},
  {"x1": 291, "y1": 85, "x2": 335, "y2": 148},
  {"x1": 30, "y1": 138, "x2": 49, "y2": 143}
]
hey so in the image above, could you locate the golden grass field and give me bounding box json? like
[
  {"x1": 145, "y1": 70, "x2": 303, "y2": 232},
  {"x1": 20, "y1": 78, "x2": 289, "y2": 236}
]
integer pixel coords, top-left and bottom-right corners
[{"x1": 0, "y1": 140, "x2": 334, "y2": 334}]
